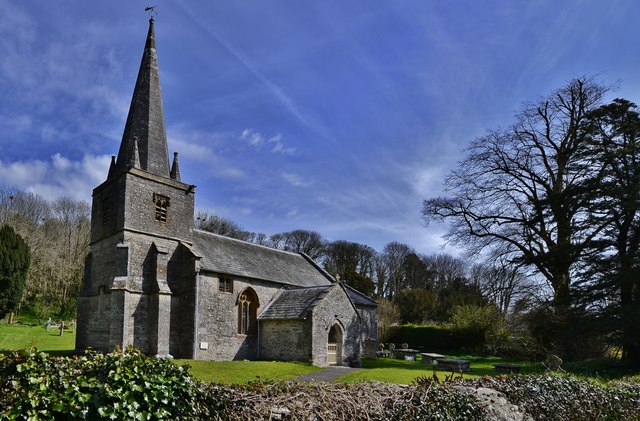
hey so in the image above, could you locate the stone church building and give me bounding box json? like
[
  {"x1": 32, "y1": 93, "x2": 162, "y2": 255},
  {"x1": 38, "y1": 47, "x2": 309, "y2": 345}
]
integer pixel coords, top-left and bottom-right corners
[{"x1": 75, "y1": 18, "x2": 377, "y2": 367}]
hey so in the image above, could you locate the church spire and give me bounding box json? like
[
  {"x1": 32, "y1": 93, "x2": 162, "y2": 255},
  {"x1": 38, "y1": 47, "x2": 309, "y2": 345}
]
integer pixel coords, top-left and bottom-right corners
[{"x1": 114, "y1": 17, "x2": 170, "y2": 178}]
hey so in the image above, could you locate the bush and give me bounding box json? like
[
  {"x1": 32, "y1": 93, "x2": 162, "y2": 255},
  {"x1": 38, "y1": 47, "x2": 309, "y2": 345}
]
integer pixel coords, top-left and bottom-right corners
[
  {"x1": 0, "y1": 347, "x2": 202, "y2": 419},
  {"x1": 387, "y1": 324, "x2": 484, "y2": 351},
  {"x1": 449, "y1": 305, "x2": 509, "y2": 352}
]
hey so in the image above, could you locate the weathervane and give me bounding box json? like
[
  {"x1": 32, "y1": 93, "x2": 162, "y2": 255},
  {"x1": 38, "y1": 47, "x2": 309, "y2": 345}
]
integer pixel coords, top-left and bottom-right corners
[{"x1": 145, "y1": 5, "x2": 158, "y2": 18}]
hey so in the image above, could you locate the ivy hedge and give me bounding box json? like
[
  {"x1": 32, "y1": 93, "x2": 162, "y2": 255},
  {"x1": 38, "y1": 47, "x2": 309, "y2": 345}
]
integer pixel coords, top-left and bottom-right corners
[{"x1": 1, "y1": 349, "x2": 639, "y2": 420}]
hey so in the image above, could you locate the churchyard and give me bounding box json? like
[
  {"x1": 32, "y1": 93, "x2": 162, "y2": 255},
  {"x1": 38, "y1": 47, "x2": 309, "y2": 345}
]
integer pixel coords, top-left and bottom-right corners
[
  {"x1": 1, "y1": 322, "x2": 637, "y2": 384},
  {"x1": 2, "y1": 322, "x2": 639, "y2": 419}
]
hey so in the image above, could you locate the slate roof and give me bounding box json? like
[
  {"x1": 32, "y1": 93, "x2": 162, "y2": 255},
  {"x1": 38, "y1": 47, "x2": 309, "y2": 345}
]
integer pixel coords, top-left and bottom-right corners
[
  {"x1": 192, "y1": 230, "x2": 334, "y2": 287},
  {"x1": 258, "y1": 286, "x2": 333, "y2": 320},
  {"x1": 345, "y1": 285, "x2": 378, "y2": 307}
]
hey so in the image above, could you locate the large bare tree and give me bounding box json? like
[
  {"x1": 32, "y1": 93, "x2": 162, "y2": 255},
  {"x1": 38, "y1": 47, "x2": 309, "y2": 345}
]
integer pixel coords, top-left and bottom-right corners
[{"x1": 423, "y1": 78, "x2": 608, "y2": 312}]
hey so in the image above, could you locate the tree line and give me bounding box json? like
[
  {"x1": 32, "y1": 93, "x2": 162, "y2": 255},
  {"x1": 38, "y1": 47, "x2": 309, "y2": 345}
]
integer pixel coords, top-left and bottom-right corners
[
  {"x1": 1, "y1": 188, "x2": 525, "y2": 329},
  {"x1": 195, "y1": 211, "x2": 534, "y2": 327}
]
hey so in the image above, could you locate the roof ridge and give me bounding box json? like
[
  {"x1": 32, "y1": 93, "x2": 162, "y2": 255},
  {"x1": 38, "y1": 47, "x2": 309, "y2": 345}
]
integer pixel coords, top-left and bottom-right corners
[{"x1": 193, "y1": 229, "x2": 305, "y2": 257}]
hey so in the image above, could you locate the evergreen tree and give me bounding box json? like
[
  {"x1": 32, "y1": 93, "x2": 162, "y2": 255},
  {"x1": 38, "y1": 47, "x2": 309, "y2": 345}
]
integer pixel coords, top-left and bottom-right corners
[{"x1": 0, "y1": 224, "x2": 30, "y2": 319}]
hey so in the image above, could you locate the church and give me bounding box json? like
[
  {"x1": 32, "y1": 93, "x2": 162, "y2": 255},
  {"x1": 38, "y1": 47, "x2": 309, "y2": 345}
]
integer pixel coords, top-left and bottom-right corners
[{"x1": 75, "y1": 18, "x2": 378, "y2": 367}]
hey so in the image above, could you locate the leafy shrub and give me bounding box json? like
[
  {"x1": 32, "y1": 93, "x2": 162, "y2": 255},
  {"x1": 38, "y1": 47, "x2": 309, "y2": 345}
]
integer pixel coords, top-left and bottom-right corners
[
  {"x1": 0, "y1": 347, "x2": 202, "y2": 420},
  {"x1": 449, "y1": 305, "x2": 509, "y2": 352}
]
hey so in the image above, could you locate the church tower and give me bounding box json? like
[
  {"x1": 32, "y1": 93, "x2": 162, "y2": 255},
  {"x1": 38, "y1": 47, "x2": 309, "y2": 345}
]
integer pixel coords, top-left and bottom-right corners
[{"x1": 76, "y1": 18, "x2": 197, "y2": 358}]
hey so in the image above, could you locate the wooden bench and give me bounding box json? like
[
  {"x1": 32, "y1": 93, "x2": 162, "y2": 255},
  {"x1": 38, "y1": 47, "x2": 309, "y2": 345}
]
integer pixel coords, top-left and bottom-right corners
[
  {"x1": 493, "y1": 363, "x2": 521, "y2": 374},
  {"x1": 420, "y1": 353, "x2": 446, "y2": 364},
  {"x1": 437, "y1": 358, "x2": 471, "y2": 372},
  {"x1": 393, "y1": 349, "x2": 420, "y2": 361}
]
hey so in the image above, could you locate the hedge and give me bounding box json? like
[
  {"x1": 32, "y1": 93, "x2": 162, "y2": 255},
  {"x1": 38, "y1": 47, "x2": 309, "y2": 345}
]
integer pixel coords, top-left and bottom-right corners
[{"x1": 386, "y1": 324, "x2": 485, "y2": 351}]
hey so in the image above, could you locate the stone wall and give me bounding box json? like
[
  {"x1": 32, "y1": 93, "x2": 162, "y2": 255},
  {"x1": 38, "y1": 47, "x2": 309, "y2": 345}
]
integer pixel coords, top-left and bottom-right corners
[
  {"x1": 259, "y1": 320, "x2": 311, "y2": 362},
  {"x1": 194, "y1": 272, "x2": 283, "y2": 360},
  {"x1": 356, "y1": 304, "x2": 378, "y2": 358},
  {"x1": 310, "y1": 285, "x2": 361, "y2": 367}
]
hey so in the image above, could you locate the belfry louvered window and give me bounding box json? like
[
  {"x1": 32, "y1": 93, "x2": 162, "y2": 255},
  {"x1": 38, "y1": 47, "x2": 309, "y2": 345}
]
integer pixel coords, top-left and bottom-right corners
[
  {"x1": 102, "y1": 199, "x2": 110, "y2": 226},
  {"x1": 153, "y1": 193, "x2": 170, "y2": 223}
]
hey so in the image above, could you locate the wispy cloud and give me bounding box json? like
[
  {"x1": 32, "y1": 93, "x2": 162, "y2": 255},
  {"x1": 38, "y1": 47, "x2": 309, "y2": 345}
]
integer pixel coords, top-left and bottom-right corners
[
  {"x1": 281, "y1": 172, "x2": 311, "y2": 187},
  {"x1": 240, "y1": 129, "x2": 296, "y2": 154},
  {"x1": 169, "y1": 127, "x2": 246, "y2": 179},
  {"x1": 174, "y1": 3, "x2": 334, "y2": 140}
]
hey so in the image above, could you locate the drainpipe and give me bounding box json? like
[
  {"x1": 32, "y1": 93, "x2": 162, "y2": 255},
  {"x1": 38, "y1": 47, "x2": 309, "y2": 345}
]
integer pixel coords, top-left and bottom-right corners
[
  {"x1": 257, "y1": 320, "x2": 261, "y2": 359},
  {"x1": 193, "y1": 270, "x2": 200, "y2": 359}
]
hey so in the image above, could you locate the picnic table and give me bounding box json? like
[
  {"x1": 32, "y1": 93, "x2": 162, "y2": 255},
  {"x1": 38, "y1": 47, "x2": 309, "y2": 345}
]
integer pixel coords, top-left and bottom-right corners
[
  {"x1": 493, "y1": 363, "x2": 521, "y2": 374},
  {"x1": 393, "y1": 349, "x2": 420, "y2": 361},
  {"x1": 437, "y1": 358, "x2": 471, "y2": 372},
  {"x1": 420, "y1": 353, "x2": 446, "y2": 364}
]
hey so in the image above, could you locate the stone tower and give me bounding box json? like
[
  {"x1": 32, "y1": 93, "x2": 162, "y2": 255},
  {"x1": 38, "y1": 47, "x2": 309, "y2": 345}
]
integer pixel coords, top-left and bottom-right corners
[{"x1": 76, "y1": 18, "x2": 197, "y2": 357}]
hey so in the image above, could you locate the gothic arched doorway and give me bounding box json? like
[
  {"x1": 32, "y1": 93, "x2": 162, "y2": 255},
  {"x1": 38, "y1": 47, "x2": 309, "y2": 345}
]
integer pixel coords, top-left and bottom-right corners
[{"x1": 327, "y1": 323, "x2": 343, "y2": 365}]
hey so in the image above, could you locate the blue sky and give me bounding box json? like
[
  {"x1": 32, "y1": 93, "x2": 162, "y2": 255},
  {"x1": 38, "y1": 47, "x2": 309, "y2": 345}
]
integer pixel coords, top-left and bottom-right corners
[{"x1": 1, "y1": 0, "x2": 639, "y2": 254}]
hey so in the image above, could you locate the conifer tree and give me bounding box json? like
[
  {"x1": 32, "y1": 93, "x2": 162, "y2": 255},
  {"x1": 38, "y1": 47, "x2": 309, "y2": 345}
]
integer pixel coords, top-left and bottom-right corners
[{"x1": 0, "y1": 224, "x2": 30, "y2": 320}]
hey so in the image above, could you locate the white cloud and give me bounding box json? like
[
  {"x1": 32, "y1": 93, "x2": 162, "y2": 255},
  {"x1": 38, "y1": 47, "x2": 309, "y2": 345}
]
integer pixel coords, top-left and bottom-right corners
[
  {"x1": 268, "y1": 134, "x2": 296, "y2": 154},
  {"x1": 281, "y1": 172, "x2": 311, "y2": 187},
  {"x1": 0, "y1": 160, "x2": 48, "y2": 186},
  {"x1": 0, "y1": 153, "x2": 111, "y2": 202}
]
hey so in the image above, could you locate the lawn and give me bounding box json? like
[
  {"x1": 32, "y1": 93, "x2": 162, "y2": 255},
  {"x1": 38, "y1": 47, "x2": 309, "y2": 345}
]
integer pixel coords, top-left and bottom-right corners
[
  {"x1": 176, "y1": 359, "x2": 322, "y2": 383},
  {"x1": 2, "y1": 323, "x2": 636, "y2": 385},
  {"x1": 337, "y1": 355, "x2": 543, "y2": 383},
  {"x1": 0, "y1": 323, "x2": 76, "y2": 354}
]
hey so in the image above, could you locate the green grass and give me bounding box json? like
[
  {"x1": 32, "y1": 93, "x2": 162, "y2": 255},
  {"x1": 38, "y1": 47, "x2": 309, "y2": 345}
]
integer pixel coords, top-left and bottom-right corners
[
  {"x1": 337, "y1": 355, "x2": 543, "y2": 384},
  {"x1": 0, "y1": 323, "x2": 76, "y2": 355},
  {"x1": 175, "y1": 359, "x2": 322, "y2": 383},
  {"x1": 2, "y1": 323, "x2": 636, "y2": 385}
]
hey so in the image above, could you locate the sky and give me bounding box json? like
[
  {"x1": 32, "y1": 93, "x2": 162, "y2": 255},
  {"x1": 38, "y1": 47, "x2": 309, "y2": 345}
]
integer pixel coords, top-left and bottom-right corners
[{"x1": 1, "y1": 0, "x2": 639, "y2": 255}]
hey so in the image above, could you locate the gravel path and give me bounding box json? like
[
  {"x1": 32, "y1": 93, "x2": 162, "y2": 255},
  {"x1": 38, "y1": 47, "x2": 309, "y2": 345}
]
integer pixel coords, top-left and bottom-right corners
[{"x1": 296, "y1": 366, "x2": 363, "y2": 382}]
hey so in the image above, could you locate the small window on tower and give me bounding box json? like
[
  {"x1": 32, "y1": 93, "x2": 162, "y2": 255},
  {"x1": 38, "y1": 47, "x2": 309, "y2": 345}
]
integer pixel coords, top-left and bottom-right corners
[
  {"x1": 102, "y1": 199, "x2": 110, "y2": 226},
  {"x1": 153, "y1": 193, "x2": 170, "y2": 223}
]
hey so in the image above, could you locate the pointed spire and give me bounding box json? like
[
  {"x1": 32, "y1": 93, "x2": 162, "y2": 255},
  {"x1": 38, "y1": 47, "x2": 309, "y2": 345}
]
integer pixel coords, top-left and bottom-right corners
[
  {"x1": 114, "y1": 17, "x2": 170, "y2": 177},
  {"x1": 107, "y1": 155, "x2": 116, "y2": 178},
  {"x1": 170, "y1": 152, "x2": 181, "y2": 181}
]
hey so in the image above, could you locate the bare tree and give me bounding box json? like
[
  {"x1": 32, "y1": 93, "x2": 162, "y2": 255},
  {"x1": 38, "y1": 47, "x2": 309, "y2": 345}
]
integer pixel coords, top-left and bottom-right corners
[
  {"x1": 269, "y1": 229, "x2": 326, "y2": 260},
  {"x1": 423, "y1": 78, "x2": 609, "y2": 313},
  {"x1": 195, "y1": 211, "x2": 253, "y2": 241},
  {"x1": 470, "y1": 259, "x2": 533, "y2": 314},
  {"x1": 381, "y1": 242, "x2": 413, "y2": 300},
  {"x1": 324, "y1": 240, "x2": 376, "y2": 280}
]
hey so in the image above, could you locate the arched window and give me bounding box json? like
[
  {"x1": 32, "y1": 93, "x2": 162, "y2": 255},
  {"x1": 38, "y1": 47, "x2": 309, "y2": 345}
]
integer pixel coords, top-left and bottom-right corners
[{"x1": 237, "y1": 288, "x2": 259, "y2": 335}]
